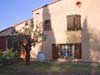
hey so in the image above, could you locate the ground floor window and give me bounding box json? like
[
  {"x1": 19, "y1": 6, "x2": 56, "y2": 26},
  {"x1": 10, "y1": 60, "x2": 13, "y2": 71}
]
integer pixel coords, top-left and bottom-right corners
[
  {"x1": 60, "y1": 44, "x2": 73, "y2": 58},
  {"x1": 7, "y1": 36, "x2": 17, "y2": 49},
  {"x1": 52, "y1": 43, "x2": 81, "y2": 59},
  {"x1": 60, "y1": 43, "x2": 81, "y2": 58}
]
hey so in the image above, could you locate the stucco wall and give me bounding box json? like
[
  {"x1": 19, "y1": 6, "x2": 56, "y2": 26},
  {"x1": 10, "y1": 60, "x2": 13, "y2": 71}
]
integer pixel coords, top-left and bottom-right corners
[
  {"x1": 32, "y1": 0, "x2": 82, "y2": 60},
  {"x1": 32, "y1": 0, "x2": 100, "y2": 62},
  {"x1": 80, "y1": 0, "x2": 100, "y2": 62}
]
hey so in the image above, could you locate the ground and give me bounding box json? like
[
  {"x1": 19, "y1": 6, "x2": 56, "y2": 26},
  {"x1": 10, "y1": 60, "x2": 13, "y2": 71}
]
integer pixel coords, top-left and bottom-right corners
[{"x1": 0, "y1": 61, "x2": 100, "y2": 75}]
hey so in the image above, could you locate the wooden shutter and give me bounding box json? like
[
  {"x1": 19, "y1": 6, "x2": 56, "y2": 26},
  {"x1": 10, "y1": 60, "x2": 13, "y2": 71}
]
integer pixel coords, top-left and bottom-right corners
[
  {"x1": 74, "y1": 43, "x2": 81, "y2": 59},
  {"x1": 52, "y1": 44, "x2": 59, "y2": 59},
  {"x1": 75, "y1": 15, "x2": 81, "y2": 30},
  {"x1": 67, "y1": 15, "x2": 75, "y2": 30}
]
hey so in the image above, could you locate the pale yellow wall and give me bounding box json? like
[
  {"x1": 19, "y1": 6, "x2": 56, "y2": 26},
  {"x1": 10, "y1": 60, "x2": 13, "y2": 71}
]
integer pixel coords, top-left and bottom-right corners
[
  {"x1": 80, "y1": 0, "x2": 100, "y2": 62},
  {"x1": 33, "y1": 0, "x2": 82, "y2": 60},
  {"x1": 32, "y1": 0, "x2": 100, "y2": 62}
]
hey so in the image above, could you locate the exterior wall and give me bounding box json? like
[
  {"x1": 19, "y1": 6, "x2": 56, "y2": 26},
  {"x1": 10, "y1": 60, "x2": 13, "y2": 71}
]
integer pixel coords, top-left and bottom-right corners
[
  {"x1": 80, "y1": 0, "x2": 100, "y2": 62},
  {"x1": 33, "y1": 0, "x2": 82, "y2": 60},
  {"x1": 32, "y1": 0, "x2": 100, "y2": 62}
]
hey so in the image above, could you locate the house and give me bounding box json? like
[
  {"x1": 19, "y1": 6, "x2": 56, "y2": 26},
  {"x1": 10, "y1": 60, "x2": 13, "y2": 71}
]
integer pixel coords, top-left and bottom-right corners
[
  {"x1": 0, "y1": 0, "x2": 100, "y2": 63},
  {"x1": 0, "y1": 18, "x2": 33, "y2": 49},
  {"x1": 0, "y1": 19, "x2": 33, "y2": 59}
]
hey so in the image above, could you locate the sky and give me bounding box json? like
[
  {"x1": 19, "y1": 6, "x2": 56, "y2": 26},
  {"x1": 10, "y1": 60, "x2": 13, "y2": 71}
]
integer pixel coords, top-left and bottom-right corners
[{"x1": 0, "y1": 0, "x2": 52, "y2": 31}]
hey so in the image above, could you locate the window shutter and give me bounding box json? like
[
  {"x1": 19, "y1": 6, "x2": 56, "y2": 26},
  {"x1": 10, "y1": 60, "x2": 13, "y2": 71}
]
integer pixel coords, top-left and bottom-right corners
[
  {"x1": 74, "y1": 43, "x2": 81, "y2": 59},
  {"x1": 52, "y1": 44, "x2": 60, "y2": 59},
  {"x1": 67, "y1": 15, "x2": 81, "y2": 31},
  {"x1": 75, "y1": 15, "x2": 81, "y2": 30},
  {"x1": 67, "y1": 16, "x2": 75, "y2": 30}
]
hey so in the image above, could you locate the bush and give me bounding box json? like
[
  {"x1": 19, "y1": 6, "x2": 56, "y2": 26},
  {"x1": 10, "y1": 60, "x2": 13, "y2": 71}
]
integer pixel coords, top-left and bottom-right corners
[
  {"x1": 0, "y1": 50, "x2": 3, "y2": 64},
  {"x1": 0, "y1": 49, "x2": 19, "y2": 65}
]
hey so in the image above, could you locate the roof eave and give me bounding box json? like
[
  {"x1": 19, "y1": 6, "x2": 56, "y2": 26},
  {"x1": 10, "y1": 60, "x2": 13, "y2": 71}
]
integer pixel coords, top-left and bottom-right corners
[{"x1": 32, "y1": 0, "x2": 61, "y2": 12}]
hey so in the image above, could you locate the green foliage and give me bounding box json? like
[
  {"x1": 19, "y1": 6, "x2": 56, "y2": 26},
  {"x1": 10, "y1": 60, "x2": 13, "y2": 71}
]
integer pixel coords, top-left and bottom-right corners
[
  {"x1": 3, "y1": 49, "x2": 18, "y2": 59},
  {"x1": 0, "y1": 49, "x2": 18, "y2": 65},
  {"x1": 32, "y1": 25, "x2": 43, "y2": 46},
  {"x1": 16, "y1": 20, "x2": 43, "y2": 47},
  {"x1": 0, "y1": 50, "x2": 3, "y2": 64},
  {"x1": 0, "y1": 50, "x2": 3, "y2": 57}
]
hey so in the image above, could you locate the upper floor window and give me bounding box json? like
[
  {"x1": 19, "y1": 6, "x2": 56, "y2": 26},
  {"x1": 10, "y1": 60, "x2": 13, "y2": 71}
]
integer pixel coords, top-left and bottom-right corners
[
  {"x1": 67, "y1": 15, "x2": 81, "y2": 31},
  {"x1": 43, "y1": 19, "x2": 51, "y2": 31}
]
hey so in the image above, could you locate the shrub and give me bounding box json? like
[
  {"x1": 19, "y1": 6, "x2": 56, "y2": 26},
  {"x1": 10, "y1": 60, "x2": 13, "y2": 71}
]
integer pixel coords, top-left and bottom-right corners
[
  {"x1": 0, "y1": 50, "x2": 3, "y2": 64},
  {"x1": 0, "y1": 49, "x2": 19, "y2": 65}
]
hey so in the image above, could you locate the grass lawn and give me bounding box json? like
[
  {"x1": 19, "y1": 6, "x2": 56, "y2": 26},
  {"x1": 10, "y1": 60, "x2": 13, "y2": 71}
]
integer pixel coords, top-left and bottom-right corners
[{"x1": 0, "y1": 61, "x2": 100, "y2": 75}]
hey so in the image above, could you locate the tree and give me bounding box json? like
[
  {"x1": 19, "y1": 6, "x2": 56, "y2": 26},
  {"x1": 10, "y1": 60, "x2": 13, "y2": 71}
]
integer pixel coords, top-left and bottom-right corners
[{"x1": 15, "y1": 19, "x2": 42, "y2": 64}]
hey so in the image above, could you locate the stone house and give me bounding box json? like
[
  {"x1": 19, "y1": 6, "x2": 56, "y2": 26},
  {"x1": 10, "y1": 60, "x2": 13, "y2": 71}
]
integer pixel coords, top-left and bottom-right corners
[{"x1": 0, "y1": 0, "x2": 100, "y2": 62}]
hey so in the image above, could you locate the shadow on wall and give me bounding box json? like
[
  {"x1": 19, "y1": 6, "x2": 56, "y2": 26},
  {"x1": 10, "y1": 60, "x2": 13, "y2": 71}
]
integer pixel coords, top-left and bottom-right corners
[
  {"x1": 82, "y1": 17, "x2": 100, "y2": 63},
  {"x1": 89, "y1": 26, "x2": 100, "y2": 75},
  {"x1": 82, "y1": 17, "x2": 90, "y2": 61},
  {"x1": 89, "y1": 25, "x2": 100, "y2": 63},
  {"x1": 82, "y1": 18, "x2": 100, "y2": 75},
  {"x1": 38, "y1": 5, "x2": 56, "y2": 60}
]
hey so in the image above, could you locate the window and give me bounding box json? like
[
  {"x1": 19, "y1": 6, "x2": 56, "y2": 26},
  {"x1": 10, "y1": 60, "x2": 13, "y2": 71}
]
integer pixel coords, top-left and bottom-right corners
[
  {"x1": 60, "y1": 43, "x2": 81, "y2": 59},
  {"x1": 7, "y1": 36, "x2": 16, "y2": 49},
  {"x1": 60, "y1": 44, "x2": 73, "y2": 58},
  {"x1": 52, "y1": 43, "x2": 81, "y2": 59},
  {"x1": 43, "y1": 20, "x2": 51, "y2": 31},
  {"x1": 67, "y1": 15, "x2": 81, "y2": 31}
]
